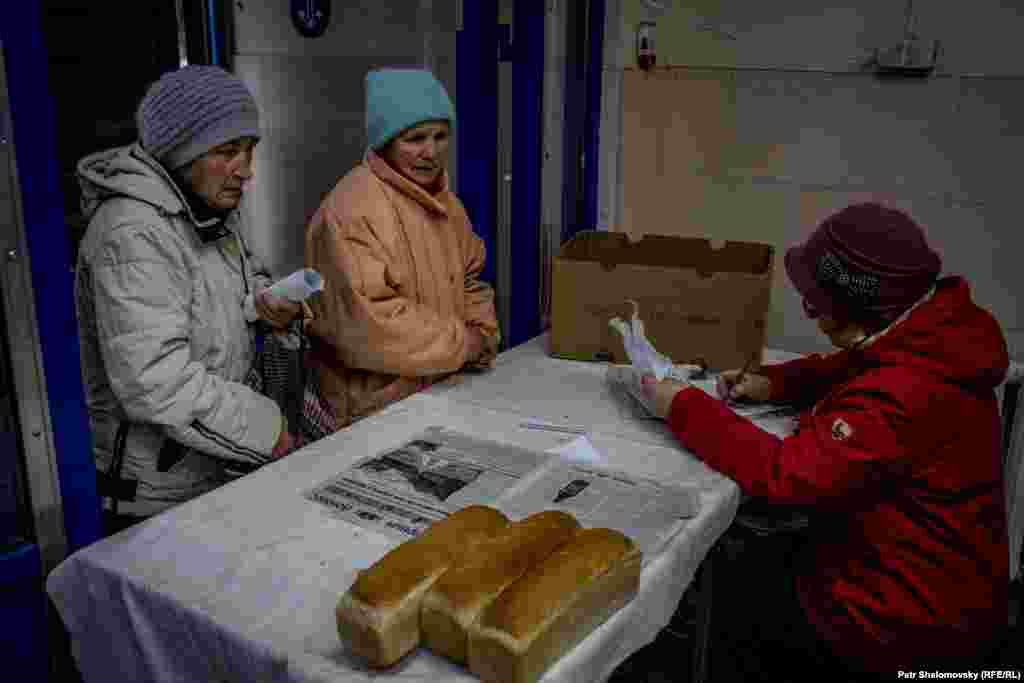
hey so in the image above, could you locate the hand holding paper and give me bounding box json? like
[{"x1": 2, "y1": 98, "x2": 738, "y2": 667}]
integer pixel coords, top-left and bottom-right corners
[{"x1": 244, "y1": 269, "x2": 325, "y2": 324}]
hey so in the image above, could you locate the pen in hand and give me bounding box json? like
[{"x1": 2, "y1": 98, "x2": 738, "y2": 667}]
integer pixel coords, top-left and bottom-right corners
[
  {"x1": 735, "y1": 356, "x2": 756, "y2": 385},
  {"x1": 725, "y1": 356, "x2": 758, "y2": 403}
]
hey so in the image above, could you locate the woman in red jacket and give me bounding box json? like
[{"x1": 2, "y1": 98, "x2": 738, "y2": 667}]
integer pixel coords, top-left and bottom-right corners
[{"x1": 641, "y1": 203, "x2": 1009, "y2": 677}]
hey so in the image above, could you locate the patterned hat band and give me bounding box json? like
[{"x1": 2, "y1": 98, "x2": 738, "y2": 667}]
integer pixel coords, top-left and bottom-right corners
[{"x1": 815, "y1": 250, "x2": 881, "y2": 307}]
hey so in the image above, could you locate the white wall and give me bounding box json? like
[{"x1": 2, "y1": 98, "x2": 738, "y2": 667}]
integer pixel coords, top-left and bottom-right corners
[{"x1": 602, "y1": 0, "x2": 1024, "y2": 358}]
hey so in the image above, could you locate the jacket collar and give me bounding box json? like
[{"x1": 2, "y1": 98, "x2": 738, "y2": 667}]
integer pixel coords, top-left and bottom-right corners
[
  {"x1": 854, "y1": 285, "x2": 937, "y2": 350},
  {"x1": 365, "y1": 148, "x2": 450, "y2": 217},
  {"x1": 130, "y1": 144, "x2": 234, "y2": 243}
]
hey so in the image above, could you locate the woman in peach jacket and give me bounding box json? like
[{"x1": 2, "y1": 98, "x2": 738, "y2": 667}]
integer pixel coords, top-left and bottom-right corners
[{"x1": 304, "y1": 68, "x2": 499, "y2": 428}]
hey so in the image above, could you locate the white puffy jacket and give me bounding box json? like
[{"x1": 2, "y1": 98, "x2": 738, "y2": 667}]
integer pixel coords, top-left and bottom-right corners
[{"x1": 75, "y1": 143, "x2": 281, "y2": 516}]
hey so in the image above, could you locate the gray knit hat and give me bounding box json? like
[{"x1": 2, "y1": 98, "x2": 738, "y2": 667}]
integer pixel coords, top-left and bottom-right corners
[{"x1": 136, "y1": 65, "x2": 260, "y2": 169}]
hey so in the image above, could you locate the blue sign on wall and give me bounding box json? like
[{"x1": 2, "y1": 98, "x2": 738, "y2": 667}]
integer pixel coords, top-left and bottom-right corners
[{"x1": 291, "y1": 0, "x2": 332, "y2": 38}]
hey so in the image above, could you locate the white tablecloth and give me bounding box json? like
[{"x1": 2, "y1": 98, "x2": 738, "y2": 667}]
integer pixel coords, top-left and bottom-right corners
[{"x1": 47, "y1": 335, "x2": 796, "y2": 683}]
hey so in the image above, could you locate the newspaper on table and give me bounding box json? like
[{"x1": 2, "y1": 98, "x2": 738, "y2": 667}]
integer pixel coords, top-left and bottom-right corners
[
  {"x1": 496, "y1": 450, "x2": 702, "y2": 559},
  {"x1": 305, "y1": 427, "x2": 547, "y2": 540},
  {"x1": 305, "y1": 426, "x2": 701, "y2": 558}
]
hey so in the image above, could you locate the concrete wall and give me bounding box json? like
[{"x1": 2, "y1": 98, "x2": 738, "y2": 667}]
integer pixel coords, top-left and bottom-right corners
[{"x1": 603, "y1": 0, "x2": 1024, "y2": 358}]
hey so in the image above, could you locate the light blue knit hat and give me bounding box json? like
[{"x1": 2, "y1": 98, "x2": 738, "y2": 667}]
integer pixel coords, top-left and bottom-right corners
[{"x1": 365, "y1": 68, "x2": 455, "y2": 150}]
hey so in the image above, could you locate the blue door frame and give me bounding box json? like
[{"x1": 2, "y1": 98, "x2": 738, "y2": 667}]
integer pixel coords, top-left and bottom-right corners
[
  {"x1": 508, "y1": 0, "x2": 546, "y2": 347},
  {"x1": 1, "y1": 0, "x2": 102, "y2": 677},
  {"x1": 456, "y1": 1, "x2": 500, "y2": 290},
  {"x1": 465, "y1": 0, "x2": 605, "y2": 348},
  {"x1": 582, "y1": 0, "x2": 606, "y2": 235},
  {"x1": 0, "y1": 3, "x2": 102, "y2": 555}
]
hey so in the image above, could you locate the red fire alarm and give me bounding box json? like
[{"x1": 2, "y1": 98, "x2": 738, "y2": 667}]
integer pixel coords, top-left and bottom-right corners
[{"x1": 637, "y1": 21, "x2": 657, "y2": 70}]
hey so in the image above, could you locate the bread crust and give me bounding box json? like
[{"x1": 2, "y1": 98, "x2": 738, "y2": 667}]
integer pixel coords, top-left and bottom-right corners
[
  {"x1": 468, "y1": 527, "x2": 642, "y2": 683},
  {"x1": 336, "y1": 505, "x2": 510, "y2": 667},
  {"x1": 421, "y1": 510, "x2": 580, "y2": 663}
]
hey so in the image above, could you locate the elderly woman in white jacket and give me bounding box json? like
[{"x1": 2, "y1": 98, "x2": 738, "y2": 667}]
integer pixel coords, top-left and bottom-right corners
[{"x1": 75, "y1": 66, "x2": 300, "y2": 533}]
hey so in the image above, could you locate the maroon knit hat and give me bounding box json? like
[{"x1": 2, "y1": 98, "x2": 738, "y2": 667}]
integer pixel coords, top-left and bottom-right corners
[{"x1": 784, "y1": 203, "x2": 942, "y2": 322}]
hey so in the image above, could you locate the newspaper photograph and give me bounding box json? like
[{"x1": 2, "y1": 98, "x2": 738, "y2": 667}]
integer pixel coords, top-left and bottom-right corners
[
  {"x1": 305, "y1": 426, "x2": 553, "y2": 540},
  {"x1": 495, "y1": 458, "x2": 702, "y2": 560}
]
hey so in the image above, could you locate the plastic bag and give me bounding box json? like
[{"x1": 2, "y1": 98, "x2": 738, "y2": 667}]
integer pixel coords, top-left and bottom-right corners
[{"x1": 608, "y1": 300, "x2": 674, "y2": 380}]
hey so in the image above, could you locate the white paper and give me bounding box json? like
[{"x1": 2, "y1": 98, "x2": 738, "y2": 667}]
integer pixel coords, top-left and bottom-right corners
[
  {"x1": 244, "y1": 268, "x2": 324, "y2": 322},
  {"x1": 268, "y1": 268, "x2": 323, "y2": 302},
  {"x1": 548, "y1": 435, "x2": 608, "y2": 465},
  {"x1": 496, "y1": 459, "x2": 702, "y2": 559}
]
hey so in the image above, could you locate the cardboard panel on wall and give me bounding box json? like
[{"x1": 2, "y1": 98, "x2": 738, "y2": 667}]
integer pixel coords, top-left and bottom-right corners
[
  {"x1": 621, "y1": 69, "x2": 737, "y2": 239},
  {"x1": 660, "y1": 70, "x2": 738, "y2": 179},
  {"x1": 624, "y1": 174, "x2": 738, "y2": 243},
  {"x1": 620, "y1": 69, "x2": 665, "y2": 238}
]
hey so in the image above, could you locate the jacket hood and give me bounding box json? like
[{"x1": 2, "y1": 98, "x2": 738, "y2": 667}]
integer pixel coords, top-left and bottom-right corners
[
  {"x1": 77, "y1": 144, "x2": 222, "y2": 231},
  {"x1": 862, "y1": 276, "x2": 1008, "y2": 390}
]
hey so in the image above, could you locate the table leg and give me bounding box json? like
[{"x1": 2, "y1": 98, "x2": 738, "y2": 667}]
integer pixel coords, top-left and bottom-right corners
[{"x1": 691, "y1": 544, "x2": 716, "y2": 683}]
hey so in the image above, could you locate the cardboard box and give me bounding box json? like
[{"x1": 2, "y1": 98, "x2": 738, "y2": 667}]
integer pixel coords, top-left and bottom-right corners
[{"x1": 549, "y1": 231, "x2": 774, "y2": 371}]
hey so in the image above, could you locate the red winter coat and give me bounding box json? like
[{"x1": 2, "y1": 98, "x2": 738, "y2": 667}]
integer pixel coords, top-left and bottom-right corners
[{"x1": 666, "y1": 276, "x2": 1009, "y2": 671}]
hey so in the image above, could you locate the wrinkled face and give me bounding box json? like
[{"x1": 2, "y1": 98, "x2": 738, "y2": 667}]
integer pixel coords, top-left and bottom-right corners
[
  {"x1": 382, "y1": 121, "x2": 450, "y2": 188},
  {"x1": 182, "y1": 136, "x2": 259, "y2": 211}
]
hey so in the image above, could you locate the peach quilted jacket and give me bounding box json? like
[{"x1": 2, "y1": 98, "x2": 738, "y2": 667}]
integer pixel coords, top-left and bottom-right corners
[{"x1": 305, "y1": 150, "x2": 499, "y2": 426}]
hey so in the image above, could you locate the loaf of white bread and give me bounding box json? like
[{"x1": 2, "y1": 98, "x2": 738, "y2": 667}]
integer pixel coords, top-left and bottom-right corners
[
  {"x1": 336, "y1": 504, "x2": 641, "y2": 682},
  {"x1": 420, "y1": 510, "x2": 580, "y2": 663},
  {"x1": 468, "y1": 526, "x2": 642, "y2": 683},
  {"x1": 335, "y1": 505, "x2": 510, "y2": 667}
]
